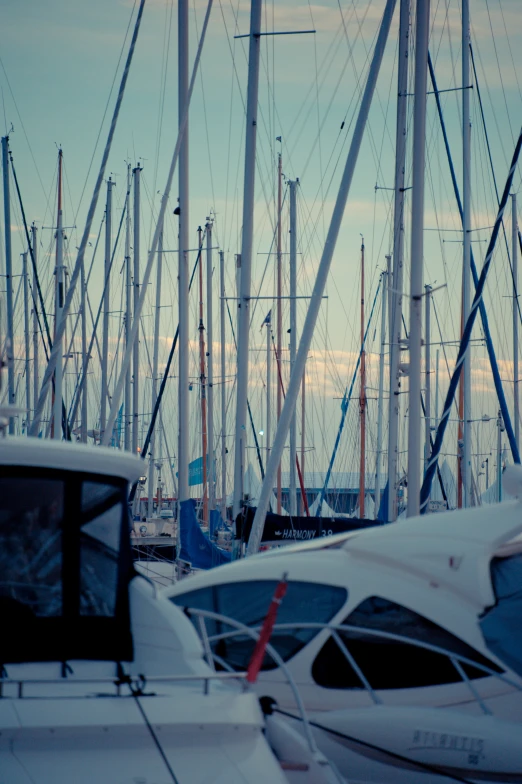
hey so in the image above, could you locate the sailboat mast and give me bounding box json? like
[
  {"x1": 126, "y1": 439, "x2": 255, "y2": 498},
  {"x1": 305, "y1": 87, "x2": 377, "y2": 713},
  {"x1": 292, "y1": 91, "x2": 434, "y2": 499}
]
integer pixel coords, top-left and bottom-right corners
[
  {"x1": 178, "y1": 0, "x2": 190, "y2": 509},
  {"x1": 198, "y1": 225, "x2": 208, "y2": 526},
  {"x1": 22, "y1": 252, "x2": 31, "y2": 431},
  {"x1": 206, "y1": 220, "x2": 215, "y2": 512},
  {"x1": 101, "y1": 177, "x2": 113, "y2": 436},
  {"x1": 219, "y1": 250, "x2": 227, "y2": 520},
  {"x1": 424, "y1": 284, "x2": 432, "y2": 468},
  {"x1": 513, "y1": 193, "x2": 519, "y2": 450},
  {"x1": 375, "y1": 257, "x2": 389, "y2": 511},
  {"x1": 132, "y1": 164, "x2": 142, "y2": 453},
  {"x1": 31, "y1": 223, "x2": 39, "y2": 419},
  {"x1": 232, "y1": 0, "x2": 263, "y2": 521},
  {"x1": 53, "y1": 148, "x2": 65, "y2": 441},
  {"x1": 406, "y1": 0, "x2": 430, "y2": 517},
  {"x1": 359, "y1": 238, "x2": 366, "y2": 518},
  {"x1": 2, "y1": 136, "x2": 15, "y2": 433},
  {"x1": 387, "y1": 0, "x2": 409, "y2": 521},
  {"x1": 266, "y1": 313, "x2": 271, "y2": 462},
  {"x1": 276, "y1": 152, "x2": 283, "y2": 514},
  {"x1": 81, "y1": 253, "x2": 88, "y2": 443},
  {"x1": 124, "y1": 164, "x2": 132, "y2": 451},
  {"x1": 148, "y1": 220, "x2": 163, "y2": 519},
  {"x1": 462, "y1": 0, "x2": 472, "y2": 507},
  {"x1": 300, "y1": 362, "x2": 306, "y2": 514},
  {"x1": 289, "y1": 179, "x2": 297, "y2": 516}
]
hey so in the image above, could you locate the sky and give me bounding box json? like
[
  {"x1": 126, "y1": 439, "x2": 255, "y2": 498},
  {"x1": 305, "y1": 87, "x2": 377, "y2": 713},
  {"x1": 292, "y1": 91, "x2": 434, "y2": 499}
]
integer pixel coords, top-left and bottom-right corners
[{"x1": 1, "y1": 0, "x2": 522, "y2": 503}]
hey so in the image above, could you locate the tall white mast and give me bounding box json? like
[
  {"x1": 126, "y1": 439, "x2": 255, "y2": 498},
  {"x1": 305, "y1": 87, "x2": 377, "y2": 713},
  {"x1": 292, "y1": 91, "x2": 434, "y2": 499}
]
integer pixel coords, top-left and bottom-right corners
[
  {"x1": 513, "y1": 193, "x2": 519, "y2": 450},
  {"x1": 31, "y1": 223, "x2": 39, "y2": 424},
  {"x1": 22, "y1": 252, "x2": 31, "y2": 432},
  {"x1": 232, "y1": 0, "x2": 263, "y2": 521},
  {"x1": 148, "y1": 221, "x2": 163, "y2": 519},
  {"x1": 206, "y1": 221, "x2": 215, "y2": 512},
  {"x1": 424, "y1": 284, "x2": 432, "y2": 467},
  {"x1": 375, "y1": 257, "x2": 389, "y2": 511},
  {"x1": 178, "y1": 0, "x2": 190, "y2": 507},
  {"x1": 289, "y1": 179, "x2": 297, "y2": 516},
  {"x1": 219, "y1": 249, "x2": 227, "y2": 520},
  {"x1": 247, "y1": 0, "x2": 397, "y2": 553},
  {"x1": 101, "y1": 177, "x2": 113, "y2": 436},
  {"x1": 387, "y1": 0, "x2": 410, "y2": 521},
  {"x1": 53, "y1": 148, "x2": 65, "y2": 441},
  {"x1": 2, "y1": 136, "x2": 15, "y2": 433},
  {"x1": 132, "y1": 164, "x2": 142, "y2": 454},
  {"x1": 276, "y1": 153, "x2": 283, "y2": 514},
  {"x1": 266, "y1": 312, "x2": 271, "y2": 464},
  {"x1": 81, "y1": 253, "x2": 88, "y2": 443},
  {"x1": 462, "y1": 0, "x2": 472, "y2": 507},
  {"x1": 124, "y1": 164, "x2": 132, "y2": 451},
  {"x1": 406, "y1": 0, "x2": 430, "y2": 517}
]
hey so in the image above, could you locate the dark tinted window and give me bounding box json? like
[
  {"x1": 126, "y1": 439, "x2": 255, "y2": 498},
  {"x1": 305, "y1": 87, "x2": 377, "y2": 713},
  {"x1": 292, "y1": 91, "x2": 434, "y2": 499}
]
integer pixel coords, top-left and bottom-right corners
[
  {"x1": 80, "y1": 482, "x2": 122, "y2": 616},
  {"x1": 171, "y1": 580, "x2": 347, "y2": 670},
  {"x1": 312, "y1": 596, "x2": 502, "y2": 690},
  {"x1": 0, "y1": 477, "x2": 63, "y2": 618}
]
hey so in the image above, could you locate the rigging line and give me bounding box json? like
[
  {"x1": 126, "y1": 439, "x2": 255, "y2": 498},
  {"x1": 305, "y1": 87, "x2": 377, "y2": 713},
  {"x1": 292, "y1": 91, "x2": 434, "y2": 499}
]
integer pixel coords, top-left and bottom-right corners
[
  {"x1": 8, "y1": 148, "x2": 52, "y2": 353},
  {"x1": 273, "y1": 708, "x2": 474, "y2": 784},
  {"x1": 0, "y1": 56, "x2": 48, "y2": 203},
  {"x1": 31, "y1": 0, "x2": 146, "y2": 438},
  {"x1": 428, "y1": 51, "x2": 519, "y2": 467},
  {"x1": 470, "y1": 42, "x2": 522, "y2": 328},
  {"x1": 317, "y1": 277, "x2": 381, "y2": 515},
  {"x1": 270, "y1": 329, "x2": 310, "y2": 517},
  {"x1": 74, "y1": 0, "x2": 138, "y2": 225},
  {"x1": 225, "y1": 296, "x2": 266, "y2": 481},
  {"x1": 135, "y1": 233, "x2": 206, "y2": 472},
  {"x1": 421, "y1": 126, "x2": 522, "y2": 513},
  {"x1": 129, "y1": 690, "x2": 180, "y2": 784},
  {"x1": 67, "y1": 181, "x2": 129, "y2": 428},
  {"x1": 484, "y1": 0, "x2": 515, "y2": 148},
  {"x1": 150, "y1": 0, "x2": 174, "y2": 230}
]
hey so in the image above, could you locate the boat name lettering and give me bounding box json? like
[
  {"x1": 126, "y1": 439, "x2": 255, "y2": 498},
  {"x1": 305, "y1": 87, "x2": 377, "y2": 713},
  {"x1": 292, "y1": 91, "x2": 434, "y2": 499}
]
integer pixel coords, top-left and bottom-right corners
[
  {"x1": 411, "y1": 730, "x2": 484, "y2": 756},
  {"x1": 275, "y1": 529, "x2": 333, "y2": 539}
]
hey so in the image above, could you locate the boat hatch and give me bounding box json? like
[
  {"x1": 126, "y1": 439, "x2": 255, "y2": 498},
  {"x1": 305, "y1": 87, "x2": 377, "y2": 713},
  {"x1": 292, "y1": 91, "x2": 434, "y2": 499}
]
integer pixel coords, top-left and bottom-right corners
[{"x1": 0, "y1": 466, "x2": 133, "y2": 664}]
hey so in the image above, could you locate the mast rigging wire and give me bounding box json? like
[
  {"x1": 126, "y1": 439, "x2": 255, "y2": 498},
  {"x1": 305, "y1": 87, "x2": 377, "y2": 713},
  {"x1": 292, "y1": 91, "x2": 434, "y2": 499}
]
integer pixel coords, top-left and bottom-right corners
[
  {"x1": 30, "y1": 0, "x2": 147, "y2": 438},
  {"x1": 421, "y1": 126, "x2": 522, "y2": 513},
  {"x1": 427, "y1": 51, "x2": 520, "y2": 470}
]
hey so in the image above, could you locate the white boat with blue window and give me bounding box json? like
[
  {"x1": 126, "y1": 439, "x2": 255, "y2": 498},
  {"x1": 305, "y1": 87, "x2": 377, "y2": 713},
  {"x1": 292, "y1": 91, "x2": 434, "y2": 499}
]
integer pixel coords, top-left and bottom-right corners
[
  {"x1": 0, "y1": 437, "x2": 340, "y2": 784},
  {"x1": 164, "y1": 466, "x2": 522, "y2": 782}
]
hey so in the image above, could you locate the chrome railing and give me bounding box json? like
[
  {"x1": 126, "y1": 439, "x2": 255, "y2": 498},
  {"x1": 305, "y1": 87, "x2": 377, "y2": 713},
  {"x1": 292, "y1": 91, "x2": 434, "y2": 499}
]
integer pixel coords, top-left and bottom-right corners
[{"x1": 184, "y1": 612, "x2": 522, "y2": 717}]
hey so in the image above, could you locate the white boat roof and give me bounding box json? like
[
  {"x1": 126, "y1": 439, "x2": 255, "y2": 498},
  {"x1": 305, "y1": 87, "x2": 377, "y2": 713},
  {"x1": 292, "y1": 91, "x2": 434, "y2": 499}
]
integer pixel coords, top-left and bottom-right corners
[
  {"x1": 0, "y1": 437, "x2": 143, "y2": 485},
  {"x1": 168, "y1": 467, "x2": 522, "y2": 613}
]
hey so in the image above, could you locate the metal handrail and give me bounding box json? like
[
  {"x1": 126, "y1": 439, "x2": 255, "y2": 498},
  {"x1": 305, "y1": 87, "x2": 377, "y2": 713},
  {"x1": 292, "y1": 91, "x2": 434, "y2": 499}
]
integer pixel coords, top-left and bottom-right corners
[
  {"x1": 0, "y1": 670, "x2": 248, "y2": 700},
  {"x1": 183, "y1": 615, "x2": 522, "y2": 715},
  {"x1": 183, "y1": 607, "x2": 320, "y2": 760}
]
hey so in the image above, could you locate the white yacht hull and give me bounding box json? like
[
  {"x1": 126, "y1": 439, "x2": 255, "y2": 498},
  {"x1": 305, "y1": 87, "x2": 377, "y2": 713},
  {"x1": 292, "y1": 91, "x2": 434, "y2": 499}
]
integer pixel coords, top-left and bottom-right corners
[{"x1": 0, "y1": 684, "x2": 289, "y2": 784}]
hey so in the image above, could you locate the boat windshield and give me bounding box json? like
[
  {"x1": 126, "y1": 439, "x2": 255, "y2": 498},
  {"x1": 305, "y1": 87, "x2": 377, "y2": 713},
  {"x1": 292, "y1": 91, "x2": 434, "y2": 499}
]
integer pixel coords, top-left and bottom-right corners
[{"x1": 0, "y1": 467, "x2": 133, "y2": 663}]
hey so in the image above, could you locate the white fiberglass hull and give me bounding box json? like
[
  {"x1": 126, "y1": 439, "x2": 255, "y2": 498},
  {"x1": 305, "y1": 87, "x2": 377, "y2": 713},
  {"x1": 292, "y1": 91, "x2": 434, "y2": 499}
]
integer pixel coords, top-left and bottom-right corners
[
  {"x1": 0, "y1": 683, "x2": 288, "y2": 784},
  {"x1": 285, "y1": 705, "x2": 522, "y2": 783}
]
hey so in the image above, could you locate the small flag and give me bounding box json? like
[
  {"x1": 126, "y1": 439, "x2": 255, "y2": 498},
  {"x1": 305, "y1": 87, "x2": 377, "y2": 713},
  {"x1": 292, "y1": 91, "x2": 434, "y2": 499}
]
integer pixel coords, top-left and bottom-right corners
[
  {"x1": 261, "y1": 309, "x2": 272, "y2": 330},
  {"x1": 276, "y1": 136, "x2": 282, "y2": 143},
  {"x1": 246, "y1": 573, "x2": 288, "y2": 683}
]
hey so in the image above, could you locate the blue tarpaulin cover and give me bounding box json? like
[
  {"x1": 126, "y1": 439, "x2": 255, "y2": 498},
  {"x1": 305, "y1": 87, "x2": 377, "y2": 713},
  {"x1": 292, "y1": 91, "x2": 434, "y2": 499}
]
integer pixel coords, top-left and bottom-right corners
[
  {"x1": 179, "y1": 499, "x2": 231, "y2": 569},
  {"x1": 479, "y1": 554, "x2": 522, "y2": 677},
  {"x1": 209, "y1": 508, "x2": 231, "y2": 538}
]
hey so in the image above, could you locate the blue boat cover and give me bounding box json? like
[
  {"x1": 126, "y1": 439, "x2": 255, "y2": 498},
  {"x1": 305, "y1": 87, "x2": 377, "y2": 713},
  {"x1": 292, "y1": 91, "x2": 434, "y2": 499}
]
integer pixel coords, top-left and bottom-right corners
[
  {"x1": 179, "y1": 499, "x2": 231, "y2": 569},
  {"x1": 479, "y1": 554, "x2": 522, "y2": 677},
  {"x1": 209, "y1": 508, "x2": 231, "y2": 538}
]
